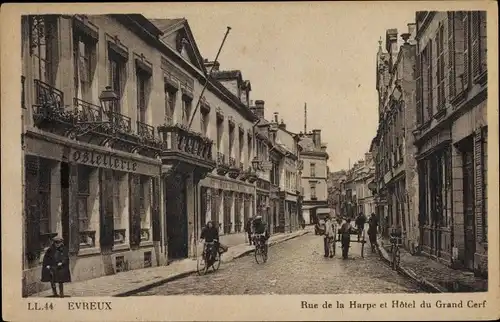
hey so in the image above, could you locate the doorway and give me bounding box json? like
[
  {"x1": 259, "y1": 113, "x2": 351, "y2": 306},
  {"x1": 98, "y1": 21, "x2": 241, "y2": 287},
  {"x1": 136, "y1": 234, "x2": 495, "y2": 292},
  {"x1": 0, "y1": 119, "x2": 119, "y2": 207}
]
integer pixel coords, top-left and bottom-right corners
[
  {"x1": 165, "y1": 173, "x2": 188, "y2": 260},
  {"x1": 461, "y1": 139, "x2": 476, "y2": 270}
]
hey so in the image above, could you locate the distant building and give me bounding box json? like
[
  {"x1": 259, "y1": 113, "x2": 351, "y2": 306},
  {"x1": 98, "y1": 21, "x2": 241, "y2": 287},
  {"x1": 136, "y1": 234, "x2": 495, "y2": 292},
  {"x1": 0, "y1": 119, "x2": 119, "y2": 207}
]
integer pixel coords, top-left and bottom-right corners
[
  {"x1": 341, "y1": 154, "x2": 375, "y2": 220},
  {"x1": 298, "y1": 130, "x2": 330, "y2": 224},
  {"x1": 327, "y1": 170, "x2": 347, "y2": 217},
  {"x1": 371, "y1": 24, "x2": 419, "y2": 246}
]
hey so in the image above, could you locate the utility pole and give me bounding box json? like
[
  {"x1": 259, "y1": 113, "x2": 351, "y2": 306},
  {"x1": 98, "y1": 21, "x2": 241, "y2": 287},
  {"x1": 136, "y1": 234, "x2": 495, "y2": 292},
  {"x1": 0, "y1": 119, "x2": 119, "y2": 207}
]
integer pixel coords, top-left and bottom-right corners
[
  {"x1": 187, "y1": 26, "x2": 232, "y2": 129},
  {"x1": 304, "y1": 102, "x2": 307, "y2": 134}
]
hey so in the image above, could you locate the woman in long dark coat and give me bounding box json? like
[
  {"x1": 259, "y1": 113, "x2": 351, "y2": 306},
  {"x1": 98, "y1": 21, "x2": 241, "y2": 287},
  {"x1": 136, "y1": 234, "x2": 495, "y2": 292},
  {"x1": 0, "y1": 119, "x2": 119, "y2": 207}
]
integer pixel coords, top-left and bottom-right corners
[{"x1": 41, "y1": 236, "x2": 71, "y2": 297}]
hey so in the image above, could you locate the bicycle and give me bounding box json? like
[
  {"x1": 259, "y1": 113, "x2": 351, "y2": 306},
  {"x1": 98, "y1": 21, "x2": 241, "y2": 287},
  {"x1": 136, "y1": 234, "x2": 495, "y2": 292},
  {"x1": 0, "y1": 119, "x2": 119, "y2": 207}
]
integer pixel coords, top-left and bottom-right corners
[
  {"x1": 197, "y1": 241, "x2": 221, "y2": 275},
  {"x1": 389, "y1": 232, "x2": 402, "y2": 270},
  {"x1": 253, "y1": 234, "x2": 268, "y2": 264}
]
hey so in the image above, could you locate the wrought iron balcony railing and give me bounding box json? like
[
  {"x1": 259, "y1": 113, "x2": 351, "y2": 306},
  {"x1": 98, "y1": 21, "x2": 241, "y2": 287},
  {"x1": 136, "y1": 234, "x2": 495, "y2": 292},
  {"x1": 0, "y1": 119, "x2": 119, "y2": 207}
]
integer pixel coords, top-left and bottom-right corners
[
  {"x1": 34, "y1": 79, "x2": 64, "y2": 109},
  {"x1": 74, "y1": 98, "x2": 103, "y2": 123},
  {"x1": 107, "y1": 111, "x2": 132, "y2": 134},
  {"x1": 157, "y1": 123, "x2": 214, "y2": 162},
  {"x1": 137, "y1": 121, "x2": 155, "y2": 141}
]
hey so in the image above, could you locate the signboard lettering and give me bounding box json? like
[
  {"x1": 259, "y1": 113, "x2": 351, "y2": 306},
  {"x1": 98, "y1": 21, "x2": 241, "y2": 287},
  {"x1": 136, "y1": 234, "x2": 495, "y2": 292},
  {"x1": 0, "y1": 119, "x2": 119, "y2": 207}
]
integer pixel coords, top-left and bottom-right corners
[{"x1": 72, "y1": 150, "x2": 138, "y2": 172}]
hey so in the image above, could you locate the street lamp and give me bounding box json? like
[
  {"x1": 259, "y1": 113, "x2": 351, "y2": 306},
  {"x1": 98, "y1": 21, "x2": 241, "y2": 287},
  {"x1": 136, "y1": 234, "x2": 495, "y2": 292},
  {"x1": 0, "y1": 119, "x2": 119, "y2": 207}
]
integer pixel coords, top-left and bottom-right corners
[{"x1": 99, "y1": 86, "x2": 119, "y2": 113}]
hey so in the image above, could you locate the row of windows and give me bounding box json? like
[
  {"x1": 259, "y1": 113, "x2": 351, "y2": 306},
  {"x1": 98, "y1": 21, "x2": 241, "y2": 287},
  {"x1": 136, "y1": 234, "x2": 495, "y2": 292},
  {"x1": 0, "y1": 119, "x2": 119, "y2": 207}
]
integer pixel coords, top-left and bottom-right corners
[
  {"x1": 26, "y1": 15, "x2": 256, "y2": 164},
  {"x1": 416, "y1": 11, "x2": 487, "y2": 125}
]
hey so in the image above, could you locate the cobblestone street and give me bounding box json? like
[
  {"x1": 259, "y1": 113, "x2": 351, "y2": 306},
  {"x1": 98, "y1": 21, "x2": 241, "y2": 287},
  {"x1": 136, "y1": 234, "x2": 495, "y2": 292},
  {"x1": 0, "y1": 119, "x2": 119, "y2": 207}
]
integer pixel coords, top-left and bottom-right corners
[{"x1": 135, "y1": 233, "x2": 424, "y2": 295}]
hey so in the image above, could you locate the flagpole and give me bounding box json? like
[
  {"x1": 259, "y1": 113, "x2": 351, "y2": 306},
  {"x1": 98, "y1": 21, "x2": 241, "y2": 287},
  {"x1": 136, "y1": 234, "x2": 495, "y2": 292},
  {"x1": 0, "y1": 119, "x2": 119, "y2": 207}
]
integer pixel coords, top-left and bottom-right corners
[{"x1": 187, "y1": 26, "x2": 232, "y2": 130}]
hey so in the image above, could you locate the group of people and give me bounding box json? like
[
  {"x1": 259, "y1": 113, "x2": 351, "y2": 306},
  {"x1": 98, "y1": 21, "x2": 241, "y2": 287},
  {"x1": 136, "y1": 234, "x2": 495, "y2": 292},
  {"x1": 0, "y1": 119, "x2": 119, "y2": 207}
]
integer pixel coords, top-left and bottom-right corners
[
  {"x1": 198, "y1": 215, "x2": 270, "y2": 259},
  {"x1": 321, "y1": 212, "x2": 379, "y2": 260}
]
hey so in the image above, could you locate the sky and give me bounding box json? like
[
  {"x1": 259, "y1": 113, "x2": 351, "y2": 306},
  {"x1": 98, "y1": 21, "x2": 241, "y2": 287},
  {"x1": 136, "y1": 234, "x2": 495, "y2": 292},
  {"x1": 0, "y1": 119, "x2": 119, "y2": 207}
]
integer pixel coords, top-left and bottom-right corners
[{"x1": 147, "y1": 3, "x2": 416, "y2": 172}]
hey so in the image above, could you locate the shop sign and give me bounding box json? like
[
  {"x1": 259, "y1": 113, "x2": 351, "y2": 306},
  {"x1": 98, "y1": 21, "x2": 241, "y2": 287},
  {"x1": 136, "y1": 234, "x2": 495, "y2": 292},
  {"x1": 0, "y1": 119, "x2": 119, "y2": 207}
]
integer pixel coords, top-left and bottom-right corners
[{"x1": 71, "y1": 149, "x2": 138, "y2": 172}]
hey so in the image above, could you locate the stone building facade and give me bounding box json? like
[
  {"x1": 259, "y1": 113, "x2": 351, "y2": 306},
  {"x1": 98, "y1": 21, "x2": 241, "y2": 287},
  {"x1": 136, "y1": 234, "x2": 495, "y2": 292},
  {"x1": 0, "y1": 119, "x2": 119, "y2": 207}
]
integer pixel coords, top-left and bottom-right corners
[
  {"x1": 21, "y1": 14, "x2": 262, "y2": 296},
  {"x1": 413, "y1": 11, "x2": 487, "y2": 276},
  {"x1": 372, "y1": 24, "x2": 419, "y2": 249},
  {"x1": 298, "y1": 130, "x2": 330, "y2": 224}
]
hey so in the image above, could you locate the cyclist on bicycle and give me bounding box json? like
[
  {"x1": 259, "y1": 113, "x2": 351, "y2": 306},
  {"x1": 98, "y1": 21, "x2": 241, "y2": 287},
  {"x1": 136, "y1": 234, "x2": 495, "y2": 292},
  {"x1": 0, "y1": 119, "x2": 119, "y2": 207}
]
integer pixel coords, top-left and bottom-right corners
[
  {"x1": 252, "y1": 216, "x2": 269, "y2": 254},
  {"x1": 199, "y1": 221, "x2": 228, "y2": 259}
]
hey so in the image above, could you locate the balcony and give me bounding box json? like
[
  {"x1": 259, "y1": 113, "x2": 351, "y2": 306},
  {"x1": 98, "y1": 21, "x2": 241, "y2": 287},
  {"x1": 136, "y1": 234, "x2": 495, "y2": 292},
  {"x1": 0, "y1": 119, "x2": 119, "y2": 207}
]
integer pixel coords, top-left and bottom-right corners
[
  {"x1": 137, "y1": 121, "x2": 155, "y2": 141},
  {"x1": 228, "y1": 156, "x2": 240, "y2": 179},
  {"x1": 107, "y1": 111, "x2": 132, "y2": 134},
  {"x1": 157, "y1": 123, "x2": 215, "y2": 175},
  {"x1": 216, "y1": 152, "x2": 229, "y2": 175},
  {"x1": 247, "y1": 169, "x2": 258, "y2": 183}
]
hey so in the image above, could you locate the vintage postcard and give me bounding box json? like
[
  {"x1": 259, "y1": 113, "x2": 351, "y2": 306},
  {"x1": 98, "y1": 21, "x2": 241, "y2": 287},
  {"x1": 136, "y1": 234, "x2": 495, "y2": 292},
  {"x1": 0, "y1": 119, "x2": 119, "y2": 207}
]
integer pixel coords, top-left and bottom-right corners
[{"x1": 1, "y1": 1, "x2": 498, "y2": 321}]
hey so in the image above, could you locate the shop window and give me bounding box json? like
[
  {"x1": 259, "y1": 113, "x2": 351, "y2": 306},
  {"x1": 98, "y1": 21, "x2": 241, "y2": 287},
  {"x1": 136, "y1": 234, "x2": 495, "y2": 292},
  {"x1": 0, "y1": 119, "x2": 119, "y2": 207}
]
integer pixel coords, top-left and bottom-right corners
[
  {"x1": 139, "y1": 175, "x2": 152, "y2": 241},
  {"x1": 38, "y1": 159, "x2": 52, "y2": 235},
  {"x1": 113, "y1": 171, "x2": 126, "y2": 244},
  {"x1": 77, "y1": 165, "x2": 91, "y2": 232}
]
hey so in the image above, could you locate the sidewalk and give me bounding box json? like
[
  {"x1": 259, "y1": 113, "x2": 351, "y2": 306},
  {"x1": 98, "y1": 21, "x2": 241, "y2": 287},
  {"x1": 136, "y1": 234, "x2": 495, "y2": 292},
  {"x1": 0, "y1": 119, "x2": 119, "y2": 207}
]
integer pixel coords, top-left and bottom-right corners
[
  {"x1": 377, "y1": 237, "x2": 488, "y2": 293},
  {"x1": 32, "y1": 228, "x2": 310, "y2": 297}
]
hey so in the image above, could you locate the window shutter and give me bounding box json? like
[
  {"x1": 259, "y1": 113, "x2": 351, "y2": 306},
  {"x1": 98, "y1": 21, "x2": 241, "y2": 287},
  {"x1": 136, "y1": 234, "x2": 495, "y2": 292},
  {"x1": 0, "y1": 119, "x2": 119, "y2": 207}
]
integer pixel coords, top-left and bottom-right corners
[
  {"x1": 436, "y1": 27, "x2": 442, "y2": 110},
  {"x1": 481, "y1": 126, "x2": 488, "y2": 242},
  {"x1": 471, "y1": 12, "x2": 481, "y2": 79},
  {"x1": 129, "y1": 174, "x2": 142, "y2": 248},
  {"x1": 474, "y1": 128, "x2": 484, "y2": 241},
  {"x1": 447, "y1": 12, "x2": 456, "y2": 99},
  {"x1": 100, "y1": 169, "x2": 115, "y2": 250},
  {"x1": 151, "y1": 177, "x2": 161, "y2": 242},
  {"x1": 415, "y1": 52, "x2": 423, "y2": 124},
  {"x1": 463, "y1": 13, "x2": 470, "y2": 89},
  {"x1": 427, "y1": 40, "x2": 433, "y2": 117},
  {"x1": 25, "y1": 156, "x2": 41, "y2": 261},
  {"x1": 479, "y1": 11, "x2": 487, "y2": 75},
  {"x1": 68, "y1": 164, "x2": 80, "y2": 255}
]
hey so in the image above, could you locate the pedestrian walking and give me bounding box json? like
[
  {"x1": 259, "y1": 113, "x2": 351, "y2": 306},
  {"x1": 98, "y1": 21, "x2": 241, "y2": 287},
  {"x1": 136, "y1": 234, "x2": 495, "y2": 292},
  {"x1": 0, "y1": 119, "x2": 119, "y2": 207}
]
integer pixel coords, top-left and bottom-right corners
[
  {"x1": 368, "y1": 213, "x2": 379, "y2": 252},
  {"x1": 340, "y1": 218, "x2": 354, "y2": 259},
  {"x1": 323, "y1": 216, "x2": 335, "y2": 258},
  {"x1": 355, "y1": 212, "x2": 367, "y2": 241},
  {"x1": 41, "y1": 236, "x2": 71, "y2": 298},
  {"x1": 245, "y1": 217, "x2": 253, "y2": 245}
]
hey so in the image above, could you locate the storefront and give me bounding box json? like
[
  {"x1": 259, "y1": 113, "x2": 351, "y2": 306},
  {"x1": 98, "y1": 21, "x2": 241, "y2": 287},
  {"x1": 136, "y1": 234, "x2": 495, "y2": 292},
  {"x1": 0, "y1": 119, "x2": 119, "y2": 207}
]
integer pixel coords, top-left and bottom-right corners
[
  {"x1": 256, "y1": 178, "x2": 271, "y2": 232},
  {"x1": 199, "y1": 175, "x2": 256, "y2": 236},
  {"x1": 23, "y1": 131, "x2": 162, "y2": 295}
]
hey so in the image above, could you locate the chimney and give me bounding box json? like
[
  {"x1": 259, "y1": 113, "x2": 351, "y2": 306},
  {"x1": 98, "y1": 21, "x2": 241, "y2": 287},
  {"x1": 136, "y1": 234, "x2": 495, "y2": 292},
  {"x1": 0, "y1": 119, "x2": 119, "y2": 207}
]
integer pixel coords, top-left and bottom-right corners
[
  {"x1": 312, "y1": 129, "x2": 321, "y2": 149},
  {"x1": 385, "y1": 29, "x2": 398, "y2": 69},
  {"x1": 278, "y1": 119, "x2": 286, "y2": 130},
  {"x1": 251, "y1": 100, "x2": 265, "y2": 119},
  {"x1": 273, "y1": 112, "x2": 279, "y2": 123},
  {"x1": 204, "y1": 59, "x2": 220, "y2": 72}
]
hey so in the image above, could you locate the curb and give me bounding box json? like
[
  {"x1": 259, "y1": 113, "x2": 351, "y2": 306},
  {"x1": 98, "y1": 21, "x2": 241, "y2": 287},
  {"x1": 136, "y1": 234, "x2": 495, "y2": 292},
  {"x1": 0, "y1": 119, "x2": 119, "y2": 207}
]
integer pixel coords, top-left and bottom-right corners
[
  {"x1": 115, "y1": 230, "x2": 310, "y2": 297},
  {"x1": 376, "y1": 241, "x2": 446, "y2": 293}
]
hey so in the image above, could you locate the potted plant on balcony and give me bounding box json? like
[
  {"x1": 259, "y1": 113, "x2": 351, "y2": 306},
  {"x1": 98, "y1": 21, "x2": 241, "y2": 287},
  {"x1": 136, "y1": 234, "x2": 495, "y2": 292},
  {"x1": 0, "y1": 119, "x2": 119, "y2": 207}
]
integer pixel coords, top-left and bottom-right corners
[
  {"x1": 227, "y1": 156, "x2": 240, "y2": 179},
  {"x1": 216, "y1": 152, "x2": 230, "y2": 175}
]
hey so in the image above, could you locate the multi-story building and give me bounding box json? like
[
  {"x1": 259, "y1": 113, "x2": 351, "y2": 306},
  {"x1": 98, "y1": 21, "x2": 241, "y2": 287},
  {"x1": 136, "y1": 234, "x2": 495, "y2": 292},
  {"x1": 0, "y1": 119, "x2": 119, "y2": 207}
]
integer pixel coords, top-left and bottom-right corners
[
  {"x1": 372, "y1": 24, "x2": 418, "y2": 249},
  {"x1": 340, "y1": 155, "x2": 375, "y2": 219},
  {"x1": 250, "y1": 100, "x2": 273, "y2": 231},
  {"x1": 298, "y1": 129, "x2": 330, "y2": 224},
  {"x1": 273, "y1": 113, "x2": 302, "y2": 233},
  {"x1": 412, "y1": 11, "x2": 487, "y2": 276},
  {"x1": 252, "y1": 106, "x2": 302, "y2": 233},
  {"x1": 327, "y1": 170, "x2": 347, "y2": 217},
  {"x1": 21, "y1": 14, "x2": 260, "y2": 296}
]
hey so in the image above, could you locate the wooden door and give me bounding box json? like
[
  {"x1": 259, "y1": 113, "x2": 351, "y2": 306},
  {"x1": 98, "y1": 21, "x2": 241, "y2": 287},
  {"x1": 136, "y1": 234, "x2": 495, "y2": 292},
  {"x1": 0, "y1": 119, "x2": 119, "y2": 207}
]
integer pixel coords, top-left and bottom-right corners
[{"x1": 462, "y1": 145, "x2": 476, "y2": 270}]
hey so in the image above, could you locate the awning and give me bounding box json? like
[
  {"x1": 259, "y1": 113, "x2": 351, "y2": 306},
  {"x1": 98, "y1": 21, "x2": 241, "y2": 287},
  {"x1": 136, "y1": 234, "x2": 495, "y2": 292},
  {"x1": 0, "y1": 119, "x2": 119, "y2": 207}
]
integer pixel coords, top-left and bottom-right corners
[{"x1": 316, "y1": 208, "x2": 331, "y2": 215}]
